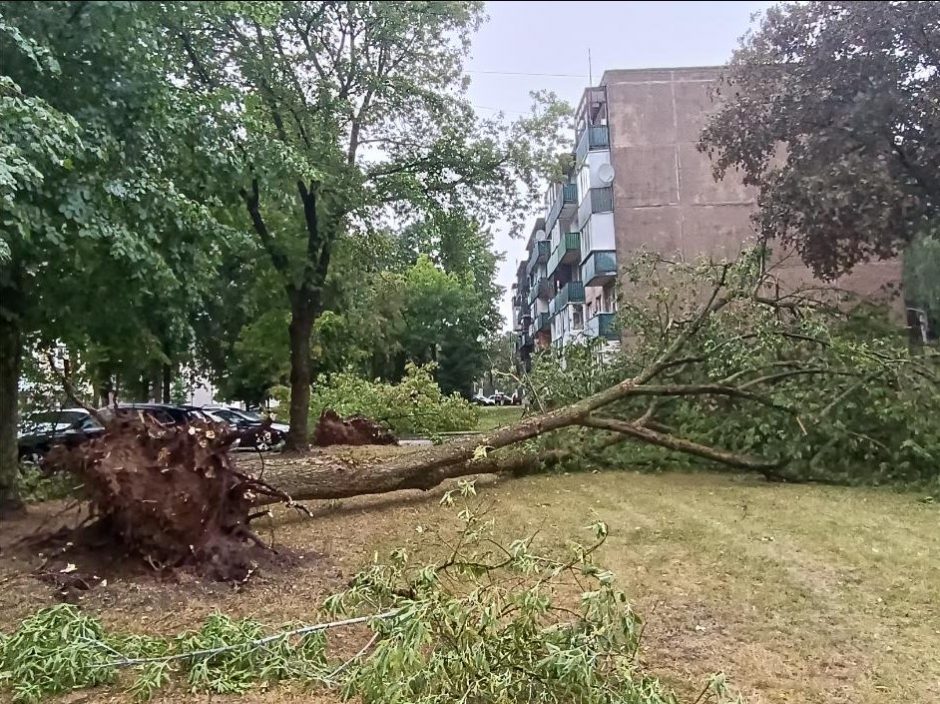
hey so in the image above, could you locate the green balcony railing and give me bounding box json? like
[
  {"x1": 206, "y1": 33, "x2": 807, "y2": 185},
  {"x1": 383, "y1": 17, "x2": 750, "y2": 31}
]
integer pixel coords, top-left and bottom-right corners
[
  {"x1": 536, "y1": 312, "x2": 552, "y2": 332},
  {"x1": 581, "y1": 250, "x2": 617, "y2": 286},
  {"x1": 551, "y1": 281, "x2": 585, "y2": 316},
  {"x1": 527, "y1": 277, "x2": 552, "y2": 304},
  {"x1": 545, "y1": 182, "x2": 579, "y2": 236},
  {"x1": 576, "y1": 125, "x2": 610, "y2": 164},
  {"x1": 546, "y1": 231, "x2": 581, "y2": 277},
  {"x1": 577, "y1": 186, "x2": 614, "y2": 230},
  {"x1": 525, "y1": 240, "x2": 549, "y2": 277},
  {"x1": 586, "y1": 312, "x2": 619, "y2": 341}
]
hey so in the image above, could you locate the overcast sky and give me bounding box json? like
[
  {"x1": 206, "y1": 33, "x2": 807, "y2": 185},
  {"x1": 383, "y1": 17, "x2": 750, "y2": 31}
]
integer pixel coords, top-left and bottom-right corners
[{"x1": 465, "y1": 0, "x2": 772, "y2": 329}]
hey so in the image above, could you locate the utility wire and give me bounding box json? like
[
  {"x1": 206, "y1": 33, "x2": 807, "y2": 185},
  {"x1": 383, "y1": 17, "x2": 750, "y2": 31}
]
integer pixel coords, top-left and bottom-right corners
[{"x1": 467, "y1": 69, "x2": 588, "y2": 78}]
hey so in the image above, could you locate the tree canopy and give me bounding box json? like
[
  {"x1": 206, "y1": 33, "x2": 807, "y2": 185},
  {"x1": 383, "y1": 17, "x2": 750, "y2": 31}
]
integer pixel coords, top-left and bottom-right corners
[
  {"x1": 0, "y1": 0, "x2": 560, "y2": 508},
  {"x1": 700, "y1": 1, "x2": 939, "y2": 279},
  {"x1": 162, "y1": 0, "x2": 560, "y2": 447}
]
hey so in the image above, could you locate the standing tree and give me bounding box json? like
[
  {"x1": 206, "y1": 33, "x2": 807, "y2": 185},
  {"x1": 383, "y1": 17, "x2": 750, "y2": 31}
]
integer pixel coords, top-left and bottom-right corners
[
  {"x1": 0, "y1": 3, "x2": 227, "y2": 513},
  {"x1": 699, "y1": 1, "x2": 939, "y2": 279},
  {"x1": 168, "y1": 2, "x2": 559, "y2": 449}
]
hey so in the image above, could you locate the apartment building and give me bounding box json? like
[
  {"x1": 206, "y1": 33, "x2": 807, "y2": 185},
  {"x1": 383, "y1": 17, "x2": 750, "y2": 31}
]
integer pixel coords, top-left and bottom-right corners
[{"x1": 511, "y1": 66, "x2": 900, "y2": 366}]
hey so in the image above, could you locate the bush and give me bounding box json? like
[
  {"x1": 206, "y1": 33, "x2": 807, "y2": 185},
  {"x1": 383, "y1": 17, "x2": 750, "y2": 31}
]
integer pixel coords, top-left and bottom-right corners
[{"x1": 309, "y1": 362, "x2": 478, "y2": 436}]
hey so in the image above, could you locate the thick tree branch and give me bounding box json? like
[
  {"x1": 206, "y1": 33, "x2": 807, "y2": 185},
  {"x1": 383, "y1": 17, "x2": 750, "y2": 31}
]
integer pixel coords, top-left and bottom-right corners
[
  {"x1": 580, "y1": 415, "x2": 787, "y2": 471},
  {"x1": 239, "y1": 179, "x2": 292, "y2": 282},
  {"x1": 621, "y1": 384, "x2": 795, "y2": 414}
]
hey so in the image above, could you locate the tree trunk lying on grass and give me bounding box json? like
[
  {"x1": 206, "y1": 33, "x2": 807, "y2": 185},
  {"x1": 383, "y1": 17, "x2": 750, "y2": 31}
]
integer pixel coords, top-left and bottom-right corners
[
  {"x1": 42, "y1": 265, "x2": 854, "y2": 579},
  {"x1": 253, "y1": 267, "x2": 788, "y2": 506}
]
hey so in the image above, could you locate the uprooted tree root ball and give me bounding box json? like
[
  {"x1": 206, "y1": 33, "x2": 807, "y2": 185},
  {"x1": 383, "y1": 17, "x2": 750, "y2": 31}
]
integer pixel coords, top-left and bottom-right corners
[{"x1": 44, "y1": 415, "x2": 298, "y2": 581}]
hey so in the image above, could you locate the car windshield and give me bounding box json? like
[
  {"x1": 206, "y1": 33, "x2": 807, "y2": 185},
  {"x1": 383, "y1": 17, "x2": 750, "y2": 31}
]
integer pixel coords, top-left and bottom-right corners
[
  {"x1": 21, "y1": 411, "x2": 87, "y2": 428},
  {"x1": 238, "y1": 410, "x2": 262, "y2": 421},
  {"x1": 211, "y1": 410, "x2": 243, "y2": 423},
  {"x1": 18, "y1": 410, "x2": 92, "y2": 437}
]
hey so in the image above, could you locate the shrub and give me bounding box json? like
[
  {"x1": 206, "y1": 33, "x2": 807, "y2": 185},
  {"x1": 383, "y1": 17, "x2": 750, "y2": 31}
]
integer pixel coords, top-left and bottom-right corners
[{"x1": 309, "y1": 362, "x2": 478, "y2": 436}]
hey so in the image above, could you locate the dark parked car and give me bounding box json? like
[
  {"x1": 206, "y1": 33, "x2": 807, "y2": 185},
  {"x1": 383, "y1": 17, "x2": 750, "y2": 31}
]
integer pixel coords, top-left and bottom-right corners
[
  {"x1": 101, "y1": 403, "x2": 205, "y2": 426},
  {"x1": 200, "y1": 406, "x2": 287, "y2": 451},
  {"x1": 17, "y1": 408, "x2": 105, "y2": 464}
]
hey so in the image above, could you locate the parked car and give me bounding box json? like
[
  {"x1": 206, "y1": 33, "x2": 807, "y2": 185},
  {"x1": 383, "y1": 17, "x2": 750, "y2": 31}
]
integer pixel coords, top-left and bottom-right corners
[
  {"x1": 472, "y1": 393, "x2": 495, "y2": 406},
  {"x1": 491, "y1": 391, "x2": 512, "y2": 406},
  {"x1": 100, "y1": 403, "x2": 204, "y2": 426},
  {"x1": 17, "y1": 408, "x2": 105, "y2": 464},
  {"x1": 200, "y1": 406, "x2": 287, "y2": 451}
]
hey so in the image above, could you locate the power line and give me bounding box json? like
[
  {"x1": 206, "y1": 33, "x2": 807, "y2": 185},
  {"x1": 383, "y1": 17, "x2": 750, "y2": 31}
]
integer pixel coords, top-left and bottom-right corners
[
  {"x1": 473, "y1": 105, "x2": 529, "y2": 116},
  {"x1": 467, "y1": 69, "x2": 588, "y2": 79}
]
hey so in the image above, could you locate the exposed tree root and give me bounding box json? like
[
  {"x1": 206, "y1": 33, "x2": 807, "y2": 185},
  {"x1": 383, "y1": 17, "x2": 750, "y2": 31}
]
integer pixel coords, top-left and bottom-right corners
[{"x1": 45, "y1": 415, "x2": 296, "y2": 581}]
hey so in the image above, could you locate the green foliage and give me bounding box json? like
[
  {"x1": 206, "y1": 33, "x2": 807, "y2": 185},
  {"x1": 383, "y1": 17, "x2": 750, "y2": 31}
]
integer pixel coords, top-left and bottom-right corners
[
  {"x1": 0, "y1": 605, "x2": 328, "y2": 703},
  {"x1": 0, "y1": 604, "x2": 116, "y2": 703},
  {"x1": 700, "y1": 1, "x2": 939, "y2": 278},
  {"x1": 160, "y1": 1, "x2": 563, "y2": 441},
  {"x1": 16, "y1": 464, "x2": 78, "y2": 503},
  {"x1": 529, "y1": 338, "x2": 628, "y2": 410},
  {"x1": 0, "y1": 497, "x2": 745, "y2": 704},
  {"x1": 171, "y1": 613, "x2": 326, "y2": 695},
  {"x1": 308, "y1": 362, "x2": 479, "y2": 436},
  {"x1": 533, "y1": 250, "x2": 940, "y2": 485}
]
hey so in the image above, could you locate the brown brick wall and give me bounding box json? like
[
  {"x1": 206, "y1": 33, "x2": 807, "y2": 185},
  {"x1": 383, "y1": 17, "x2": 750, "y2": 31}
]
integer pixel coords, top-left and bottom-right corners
[{"x1": 601, "y1": 66, "x2": 900, "y2": 307}]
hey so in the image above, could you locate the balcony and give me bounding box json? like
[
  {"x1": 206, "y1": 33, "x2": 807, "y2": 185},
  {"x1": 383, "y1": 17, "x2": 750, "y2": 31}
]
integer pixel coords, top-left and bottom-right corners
[
  {"x1": 576, "y1": 125, "x2": 611, "y2": 164},
  {"x1": 581, "y1": 250, "x2": 617, "y2": 286},
  {"x1": 549, "y1": 280, "x2": 585, "y2": 316},
  {"x1": 577, "y1": 186, "x2": 614, "y2": 230},
  {"x1": 585, "y1": 312, "x2": 619, "y2": 341},
  {"x1": 544, "y1": 182, "x2": 578, "y2": 236},
  {"x1": 536, "y1": 312, "x2": 552, "y2": 332},
  {"x1": 525, "y1": 240, "x2": 549, "y2": 277},
  {"x1": 527, "y1": 277, "x2": 552, "y2": 305},
  {"x1": 546, "y1": 231, "x2": 581, "y2": 277},
  {"x1": 518, "y1": 331, "x2": 534, "y2": 350}
]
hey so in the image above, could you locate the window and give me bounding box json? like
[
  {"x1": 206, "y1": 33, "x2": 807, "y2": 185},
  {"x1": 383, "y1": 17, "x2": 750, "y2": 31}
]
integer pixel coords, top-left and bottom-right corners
[
  {"x1": 578, "y1": 164, "x2": 590, "y2": 202},
  {"x1": 603, "y1": 284, "x2": 615, "y2": 312},
  {"x1": 79, "y1": 417, "x2": 101, "y2": 430},
  {"x1": 148, "y1": 410, "x2": 175, "y2": 425},
  {"x1": 581, "y1": 219, "x2": 592, "y2": 254},
  {"x1": 573, "y1": 305, "x2": 584, "y2": 330}
]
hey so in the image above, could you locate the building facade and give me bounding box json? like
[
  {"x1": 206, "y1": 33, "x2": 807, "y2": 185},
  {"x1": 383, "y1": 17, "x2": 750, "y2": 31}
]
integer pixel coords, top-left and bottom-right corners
[{"x1": 511, "y1": 66, "x2": 900, "y2": 366}]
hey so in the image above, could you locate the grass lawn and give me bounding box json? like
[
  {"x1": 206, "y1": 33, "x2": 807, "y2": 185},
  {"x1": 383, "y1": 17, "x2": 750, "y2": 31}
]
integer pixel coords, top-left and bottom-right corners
[
  {"x1": 473, "y1": 404, "x2": 524, "y2": 431},
  {"x1": 1, "y1": 465, "x2": 937, "y2": 703}
]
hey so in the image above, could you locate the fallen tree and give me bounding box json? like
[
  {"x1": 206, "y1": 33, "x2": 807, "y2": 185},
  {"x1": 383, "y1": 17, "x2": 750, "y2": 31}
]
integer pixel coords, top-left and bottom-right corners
[
  {"x1": 254, "y1": 250, "x2": 938, "y2": 503},
  {"x1": 39, "y1": 252, "x2": 939, "y2": 576}
]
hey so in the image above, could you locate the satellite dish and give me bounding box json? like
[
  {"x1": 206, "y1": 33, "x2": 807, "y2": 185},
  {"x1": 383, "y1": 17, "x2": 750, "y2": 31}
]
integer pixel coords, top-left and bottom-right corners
[
  {"x1": 597, "y1": 163, "x2": 615, "y2": 185},
  {"x1": 536, "y1": 229, "x2": 546, "y2": 239}
]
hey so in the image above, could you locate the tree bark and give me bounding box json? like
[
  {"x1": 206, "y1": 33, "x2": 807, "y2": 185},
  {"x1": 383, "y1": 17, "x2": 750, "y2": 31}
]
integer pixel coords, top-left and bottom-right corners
[
  {"x1": 254, "y1": 436, "x2": 628, "y2": 506},
  {"x1": 0, "y1": 311, "x2": 23, "y2": 515},
  {"x1": 285, "y1": 296, "x2": 314, "y2": 451},
  {"x1": 240, "y1": 178, "x2": 329, "y2": 452}
]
